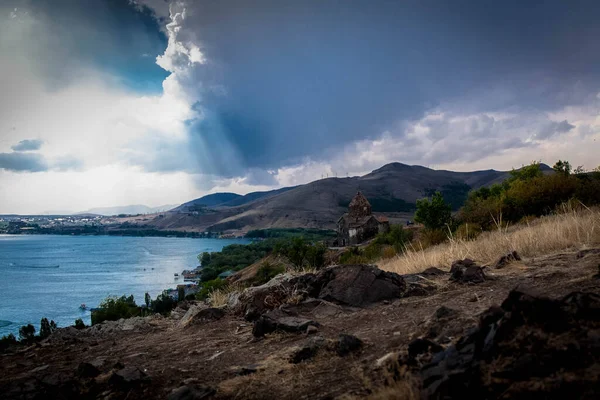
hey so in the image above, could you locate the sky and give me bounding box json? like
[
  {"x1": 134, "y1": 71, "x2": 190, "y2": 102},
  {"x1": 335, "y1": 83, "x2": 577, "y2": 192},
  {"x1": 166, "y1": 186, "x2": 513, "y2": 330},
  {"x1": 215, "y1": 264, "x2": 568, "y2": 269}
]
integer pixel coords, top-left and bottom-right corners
[{"x1": 1, "y1": 0, "x2": 600, "y2": 214}]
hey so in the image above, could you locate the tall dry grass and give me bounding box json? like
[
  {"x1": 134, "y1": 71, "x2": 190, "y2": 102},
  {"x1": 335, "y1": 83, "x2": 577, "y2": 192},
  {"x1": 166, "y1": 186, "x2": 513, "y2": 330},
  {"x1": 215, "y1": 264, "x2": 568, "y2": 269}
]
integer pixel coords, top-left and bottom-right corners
[{"x1": 379, "y1": 207, "x2": 600, "y2": 275}]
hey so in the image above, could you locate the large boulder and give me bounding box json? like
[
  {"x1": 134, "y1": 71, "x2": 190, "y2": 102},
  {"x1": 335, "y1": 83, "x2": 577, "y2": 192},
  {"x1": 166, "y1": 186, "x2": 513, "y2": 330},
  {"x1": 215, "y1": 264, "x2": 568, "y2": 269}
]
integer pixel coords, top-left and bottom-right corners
[
  {"x1": 313, "y1": 264, "x2": 406, "y2": 307},
  {"x1": 237, "y1": 265, "x2": 406, "y2": 320}
]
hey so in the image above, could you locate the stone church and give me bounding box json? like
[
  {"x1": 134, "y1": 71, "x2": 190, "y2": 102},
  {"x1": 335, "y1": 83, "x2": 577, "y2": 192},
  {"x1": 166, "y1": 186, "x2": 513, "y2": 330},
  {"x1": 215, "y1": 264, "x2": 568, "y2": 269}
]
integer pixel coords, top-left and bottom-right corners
[{"x1": 336, "y1": 192, "x2": 390, "y2": 246}]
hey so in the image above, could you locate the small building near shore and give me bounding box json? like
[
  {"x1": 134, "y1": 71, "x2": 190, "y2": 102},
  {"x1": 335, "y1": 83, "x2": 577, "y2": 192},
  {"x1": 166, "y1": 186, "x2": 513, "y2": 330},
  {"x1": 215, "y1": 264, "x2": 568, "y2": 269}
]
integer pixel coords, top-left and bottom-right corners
[{"x1": 336, "y1": 192, "x2": 390, "y2": 246}]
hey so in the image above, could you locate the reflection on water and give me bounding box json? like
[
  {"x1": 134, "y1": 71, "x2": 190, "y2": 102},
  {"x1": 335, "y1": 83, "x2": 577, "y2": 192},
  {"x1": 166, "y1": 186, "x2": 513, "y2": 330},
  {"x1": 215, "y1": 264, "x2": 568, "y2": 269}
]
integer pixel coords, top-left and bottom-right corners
[{"x1": 0, "y1": 235, "x2": 249, "y2": 336}]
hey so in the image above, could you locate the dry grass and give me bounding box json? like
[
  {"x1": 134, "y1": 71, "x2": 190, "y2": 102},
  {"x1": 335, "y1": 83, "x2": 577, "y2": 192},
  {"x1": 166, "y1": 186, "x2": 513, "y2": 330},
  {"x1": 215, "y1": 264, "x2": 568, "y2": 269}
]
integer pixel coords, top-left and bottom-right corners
[
  {"x1": 379, "y1": 208, "x2": 600, "y2": 275},
  {"x1": 208, "y1": 282, "x2": 245, "y2": 307}
]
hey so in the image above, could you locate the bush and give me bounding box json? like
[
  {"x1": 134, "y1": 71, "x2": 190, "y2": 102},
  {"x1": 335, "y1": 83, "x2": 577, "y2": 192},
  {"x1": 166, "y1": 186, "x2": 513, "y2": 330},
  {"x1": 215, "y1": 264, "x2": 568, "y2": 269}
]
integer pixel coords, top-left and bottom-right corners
[
  {"x1": 339, "y1": 247, "x2": 369, "y2": 264},
  {"x1": 74, "y1": 318, "x2": 86, "y2": 330},
  {"x1": 254, "y1": 262, "x2": 286, "y2": 285},
  {"x1": 414, "y1": 192, "x2": 452, "y2": 230},
  {"x1": 150, "y1": 291, "x2": 177, "y2": 315},
  {"x1": 418, "y1": 229, "x2": 448, "y2": 249},
  {"x1": 39, "y1": 317, "x2": 57, "y2": 339},
  {"x1": 373, "y1": 225, "x2": 413, "y2": 252},
  {"x1": 196, "y1": 279, "x2": 228, "y2": 301},
  {"x1": 0, "y1": 333, "x2": 17, "y2": 351},
  {"x1": 454, "y1": 223, "x2": 482, "y2": 241},
  {"x1": 18, "y1": 324, "x2": 36, "y2": 343},
  {"x1": 91, "y1": 295, "x2": 140, "y2": 325},
  {"x1": 273, "y1": 237, "x2": 327, "y2": 270}
]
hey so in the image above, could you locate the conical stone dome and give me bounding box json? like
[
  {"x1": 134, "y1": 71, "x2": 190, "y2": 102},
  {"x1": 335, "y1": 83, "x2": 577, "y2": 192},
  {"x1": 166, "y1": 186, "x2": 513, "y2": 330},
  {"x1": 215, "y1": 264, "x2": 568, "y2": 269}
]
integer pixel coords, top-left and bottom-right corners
[{"x1": 348, "y1": 191, "x2": 372, "y2": 218}]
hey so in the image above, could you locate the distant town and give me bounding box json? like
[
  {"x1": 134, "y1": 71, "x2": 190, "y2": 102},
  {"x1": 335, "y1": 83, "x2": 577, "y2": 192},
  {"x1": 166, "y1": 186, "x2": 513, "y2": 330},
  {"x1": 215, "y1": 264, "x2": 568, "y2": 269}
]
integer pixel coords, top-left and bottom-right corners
[{"x1": 0, "y1": 214, "x2": 230, "y2": 238}]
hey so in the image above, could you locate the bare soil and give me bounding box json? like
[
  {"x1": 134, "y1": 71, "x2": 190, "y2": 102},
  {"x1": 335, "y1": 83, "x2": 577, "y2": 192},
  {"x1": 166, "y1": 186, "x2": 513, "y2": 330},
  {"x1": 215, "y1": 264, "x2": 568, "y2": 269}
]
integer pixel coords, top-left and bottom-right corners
[{"x1": 1, "y1": 248, "x2": 599, "y2": 399}]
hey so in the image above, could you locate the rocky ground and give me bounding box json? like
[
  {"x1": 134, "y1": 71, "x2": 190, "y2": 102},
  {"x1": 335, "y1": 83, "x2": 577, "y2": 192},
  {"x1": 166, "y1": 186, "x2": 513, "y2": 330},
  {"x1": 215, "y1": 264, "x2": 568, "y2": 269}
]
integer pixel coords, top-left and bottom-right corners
[{"x1": 1, "y1": 248, "x2": 599, "y2": 399}]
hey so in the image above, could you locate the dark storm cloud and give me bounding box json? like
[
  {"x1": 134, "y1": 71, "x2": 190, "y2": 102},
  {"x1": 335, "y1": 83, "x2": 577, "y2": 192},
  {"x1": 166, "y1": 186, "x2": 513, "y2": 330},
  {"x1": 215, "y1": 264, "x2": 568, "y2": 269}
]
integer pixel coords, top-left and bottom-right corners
[
  {"x1": 0, "y1": 152, "x2": 48, "y2": 172},
  {"x1": 536, "y1": 120, "x2": 576, "y2": 140},
  {"x1": 11, "y1": 139, "x2": 43, "y2": 151},
  {"x1": 160, "y1": 0, "x2": 600, "y2": 176},
  {"x1": 2, "y1": 0, "x2": 168, "y2": 92}
]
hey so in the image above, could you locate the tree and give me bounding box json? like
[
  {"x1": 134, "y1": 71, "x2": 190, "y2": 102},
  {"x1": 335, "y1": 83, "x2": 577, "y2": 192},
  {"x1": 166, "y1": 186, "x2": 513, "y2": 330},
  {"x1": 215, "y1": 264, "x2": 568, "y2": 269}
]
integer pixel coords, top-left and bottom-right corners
[
  {"x1": 145, "y1": 292, "x2": 151, "y2": 308},
  {"x1": 39, "y1": 317, "x2": 57, "y2": 339},
  {"x1": 553, "y1": 160, "x2": 571, "y2": 175},
  {"x1": 74, "y1": 318, "x2": 86, "y2": 330},
  {"x1": 414, "y1": 192, "x2": 452, "y2": 230},
  {"x1": 18, "y1": 324, "x2": 36, "y2": 342},
  {"x1": 573, "y1": 165, "x2": 586, "y2": 175},
  {"x1": 508, "y1": 161, "x2": 543, "y2": 183}
]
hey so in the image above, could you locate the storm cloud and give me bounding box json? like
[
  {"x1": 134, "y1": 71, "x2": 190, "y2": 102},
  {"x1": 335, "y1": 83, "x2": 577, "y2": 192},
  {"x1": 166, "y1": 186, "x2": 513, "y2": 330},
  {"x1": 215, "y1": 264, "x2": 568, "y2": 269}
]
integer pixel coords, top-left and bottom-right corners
[{"x1": 139, "y1": 0, "x2": 600, "y2": 178}]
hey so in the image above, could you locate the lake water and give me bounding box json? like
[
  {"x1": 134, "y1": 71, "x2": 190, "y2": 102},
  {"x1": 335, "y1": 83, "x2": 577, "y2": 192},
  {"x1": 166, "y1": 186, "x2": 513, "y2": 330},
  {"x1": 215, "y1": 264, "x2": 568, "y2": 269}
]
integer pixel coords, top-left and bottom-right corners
[{"x1": 0, "y1": 235, "x2": 250, "y2": 337}]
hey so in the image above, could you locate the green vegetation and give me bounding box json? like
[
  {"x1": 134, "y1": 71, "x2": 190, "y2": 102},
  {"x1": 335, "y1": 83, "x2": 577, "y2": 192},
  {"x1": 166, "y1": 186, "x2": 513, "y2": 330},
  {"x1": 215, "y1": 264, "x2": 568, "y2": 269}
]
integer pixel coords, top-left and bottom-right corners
[
  {"x1": 339, "y1": 225, "x2": 414, "y2": 264},
  {"x1": 196, "y1": 278, "x2": 228, "y2": 300},
  {"x1": 74, "y1": 318, "x2": 86, "y2": 330},
  {"x1": 460, "y1": 161, "x2": 600, "y2": 229},
  {"x1": 273, "y1": 237, "x2": 327, "y2": 270},
  {"x1": 425, "y1": 181, "x2": 472, "y2": 210},
  {"x1": 414, "y1": 191, "x2": 452, "y2": 230},
  {"x1": 198, "y1": 240, "x2": 276, "y2": 281},
  {"x1": 39, "y1": 318, "x2": 57, "y2": 339},
  {"x1": 91, "y1": 295, "x2": 140, "y2": 325},
  {"x1": 253, "y1": 262, "x2": 286, "y2": 285},
  {"x1": 18, "y1": 324, "x2": 36, "y2": 343},
  {"x1": 245, "y1": 228, "x2": 336, "y2": 241},
  {"x1": 0, "y1": 333, "x2": 17, "y2": 351}
]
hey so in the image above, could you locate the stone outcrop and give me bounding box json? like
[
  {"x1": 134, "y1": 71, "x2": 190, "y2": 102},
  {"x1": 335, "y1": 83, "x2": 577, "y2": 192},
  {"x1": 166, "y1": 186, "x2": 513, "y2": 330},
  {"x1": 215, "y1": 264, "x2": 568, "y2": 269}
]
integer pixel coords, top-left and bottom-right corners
[
  {"x1": 449, "y1": 259, "x2": 485, "y2": 283},
  {"x1": 420, "y1": 289, "x2": 600, "y2": 398},
  {"x1": 493, "y1": 250, "x2": 521, "y2": 269}
]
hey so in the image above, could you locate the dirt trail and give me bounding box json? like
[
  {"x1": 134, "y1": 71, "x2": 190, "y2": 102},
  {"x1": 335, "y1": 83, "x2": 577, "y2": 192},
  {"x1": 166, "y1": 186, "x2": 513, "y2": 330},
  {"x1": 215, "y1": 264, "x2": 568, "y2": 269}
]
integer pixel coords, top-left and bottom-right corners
[{"x1": 1, "y1": 249, "x2": 599, "y2": 399}]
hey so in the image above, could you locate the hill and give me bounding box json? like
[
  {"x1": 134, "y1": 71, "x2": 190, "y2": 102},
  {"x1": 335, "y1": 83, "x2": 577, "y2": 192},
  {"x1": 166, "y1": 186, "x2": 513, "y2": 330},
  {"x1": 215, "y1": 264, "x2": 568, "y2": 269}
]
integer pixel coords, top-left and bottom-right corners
[
  {"x1": 78, "y1": 204, "x2": 178, "y2": 216},
  {"x1": 136, "y1": 162, "x2": 526, "y2": 233}
]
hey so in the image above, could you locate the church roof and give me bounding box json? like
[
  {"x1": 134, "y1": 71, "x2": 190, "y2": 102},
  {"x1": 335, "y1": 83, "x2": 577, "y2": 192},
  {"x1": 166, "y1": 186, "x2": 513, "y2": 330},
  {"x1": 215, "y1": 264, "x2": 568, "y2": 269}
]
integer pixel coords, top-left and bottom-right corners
[{"x1": 348, "y1": 191, "x2": 372, "y2": 218}]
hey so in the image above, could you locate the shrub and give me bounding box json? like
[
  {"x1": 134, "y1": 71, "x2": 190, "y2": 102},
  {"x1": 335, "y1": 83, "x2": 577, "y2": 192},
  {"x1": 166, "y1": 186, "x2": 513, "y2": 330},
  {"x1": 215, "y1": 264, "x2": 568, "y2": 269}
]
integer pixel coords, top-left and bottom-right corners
[
  {"x1": 91, "y1": 295, "x2": 140, "y2": 325},
  {"x1": 254, "y1": 262, "x2": 286, "y2": 285},
  {"x1": 418, "y1": 229, "x2": 448, "y2": 249},
  {"x1": 414, "y1": 192, "x2": 452, "y2": 230},
  {"x1": 374, "y1": 224, "x2": 413, "y2": 252},
  {"x1": 454, "y1": 223, "x2": 482, "y2": 241},
  {"x1": 381, "y1": 245, "x2": 397, "y2": 259},
  {"x1": 339, "y1": 247, "x2": 369, "y2": 264},
  {"x1": 18, "y1": 324, "x2": 36, "y2": 343},
  {"x1": 196, "y1": 279, "x2": 228, "y2": 301},
  {"x1": 150, "y1": 291, "x2": 177, "y2": 315},
  {"x1": 39, "y1": 318, "x2": 57, "y2": 339},
  {"x1": 0, "y1": 333, "x2": 17, "y2": 351},
  {"x1": 74, "y1": 318, "x2": 86, "y2": 330},
  {"x1": 274, "y1": 237, "x2": 327, "y2": 270}
]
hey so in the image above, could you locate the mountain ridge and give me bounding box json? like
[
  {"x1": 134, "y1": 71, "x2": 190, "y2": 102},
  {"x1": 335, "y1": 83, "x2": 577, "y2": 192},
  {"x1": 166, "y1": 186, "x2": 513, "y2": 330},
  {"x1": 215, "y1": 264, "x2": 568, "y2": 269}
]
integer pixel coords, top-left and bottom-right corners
[{"x1": 130, "y1": 162, "x2": 538, "y2": 233}]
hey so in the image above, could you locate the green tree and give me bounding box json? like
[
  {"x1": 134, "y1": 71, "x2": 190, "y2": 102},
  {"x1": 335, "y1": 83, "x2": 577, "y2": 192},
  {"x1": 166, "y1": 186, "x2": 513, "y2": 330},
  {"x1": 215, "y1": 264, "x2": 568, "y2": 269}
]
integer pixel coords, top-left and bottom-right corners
[
  {"x1": 39, "y1": 317, "x2": 57, "y2": 339},
  {"x1": 414, "y1": 192, "x2": 452, "y2": 230},
  {"x1": 18, "y1": 324, "x2": 36, "y2": 342},
  {"x1": 553, "y1": 159, "x2": 572, "y2": 175},
  {"x1": 508, "y1": 161, "x2": 543, "y2": 183},
  {"x1": 145, "y1": 292, "x2": 151, "y2": 308},
  {"x1": 74, "y1": 318, "x2": 86, "y2": 330}
]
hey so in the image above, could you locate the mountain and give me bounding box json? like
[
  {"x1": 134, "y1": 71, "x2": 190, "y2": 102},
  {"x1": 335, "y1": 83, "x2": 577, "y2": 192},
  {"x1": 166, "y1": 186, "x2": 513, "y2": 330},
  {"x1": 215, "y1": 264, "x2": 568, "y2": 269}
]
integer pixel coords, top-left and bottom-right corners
[
  {"x1": 139, "y1": 162, "x2": 523, "y2": 233},
  {"x1": 78, "y1": 204, "x2": 178, "y2": 216}
]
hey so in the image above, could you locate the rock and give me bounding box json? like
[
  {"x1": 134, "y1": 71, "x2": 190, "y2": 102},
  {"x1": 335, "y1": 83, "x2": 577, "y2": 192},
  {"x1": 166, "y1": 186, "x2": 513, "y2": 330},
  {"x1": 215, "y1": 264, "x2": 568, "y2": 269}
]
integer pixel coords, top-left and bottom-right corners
[
  {"x1": 421, "y1": 289, "x2": 600, "y2": 399},
  {"x1": 434, "y1": 306, "x2": 459, "y2": 320},
  {"x1": 234, "y1": 364, "x2": 260, "y2": 376},
  {"x1": 167, "y1": 385, "x2": 215, "y2": 400},
  {"x1": 408, "y1": 338, "x2": 444, "y2": 360},
  {"x1": 468, "y1": 293, "x2": 480, "y2": 302},
  {"x1": 421, "y1": 267, "x2": 447, "y2": 276},
  {"x1": 193, "y1": 308, "x2": 225, "y2": 323},
  {"x1": 595, "y1": 264, "x2": 600, "y2": 279},
  {"x1": 252, "y1": 310, "x2": 319, "y2": 337},
  {"x1": 306, "y1": 325, "x2": 319, "y2": 335},
  {"x1": 316, "y1": 264, "x2": 406, "y2": 306},
  {"x1": 575, "y1": 248, "x2": 600, "y2": 259},
  {"x1": 449, "y1": 259, "x2": 485, "y2": 283},
  {"x1": 335, "y1": 334, "x2": 363, "y2": 356},
  {"x1": 289, "y1": 336, "x2": 326, "y2": 364},
  {"x1": 109, "y1": 366, "x2": 148, "y2": 387},
  {"x1": 237, "y1": 274, "x2": 297, "y2": 321},
  {"x1": 77, "y1": 358, "x2": 106, "y2": 378},
  {"x1": 493, "y1": 250, "x2": 521, "y2": 269}
]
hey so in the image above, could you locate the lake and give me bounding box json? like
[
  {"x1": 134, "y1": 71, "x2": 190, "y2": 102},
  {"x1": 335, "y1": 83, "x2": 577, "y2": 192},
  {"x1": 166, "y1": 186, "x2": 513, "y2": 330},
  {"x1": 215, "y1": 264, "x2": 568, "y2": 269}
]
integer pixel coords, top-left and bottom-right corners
[{"x1": 0, "y1": 235, "x2": 250, "y2": 337}]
